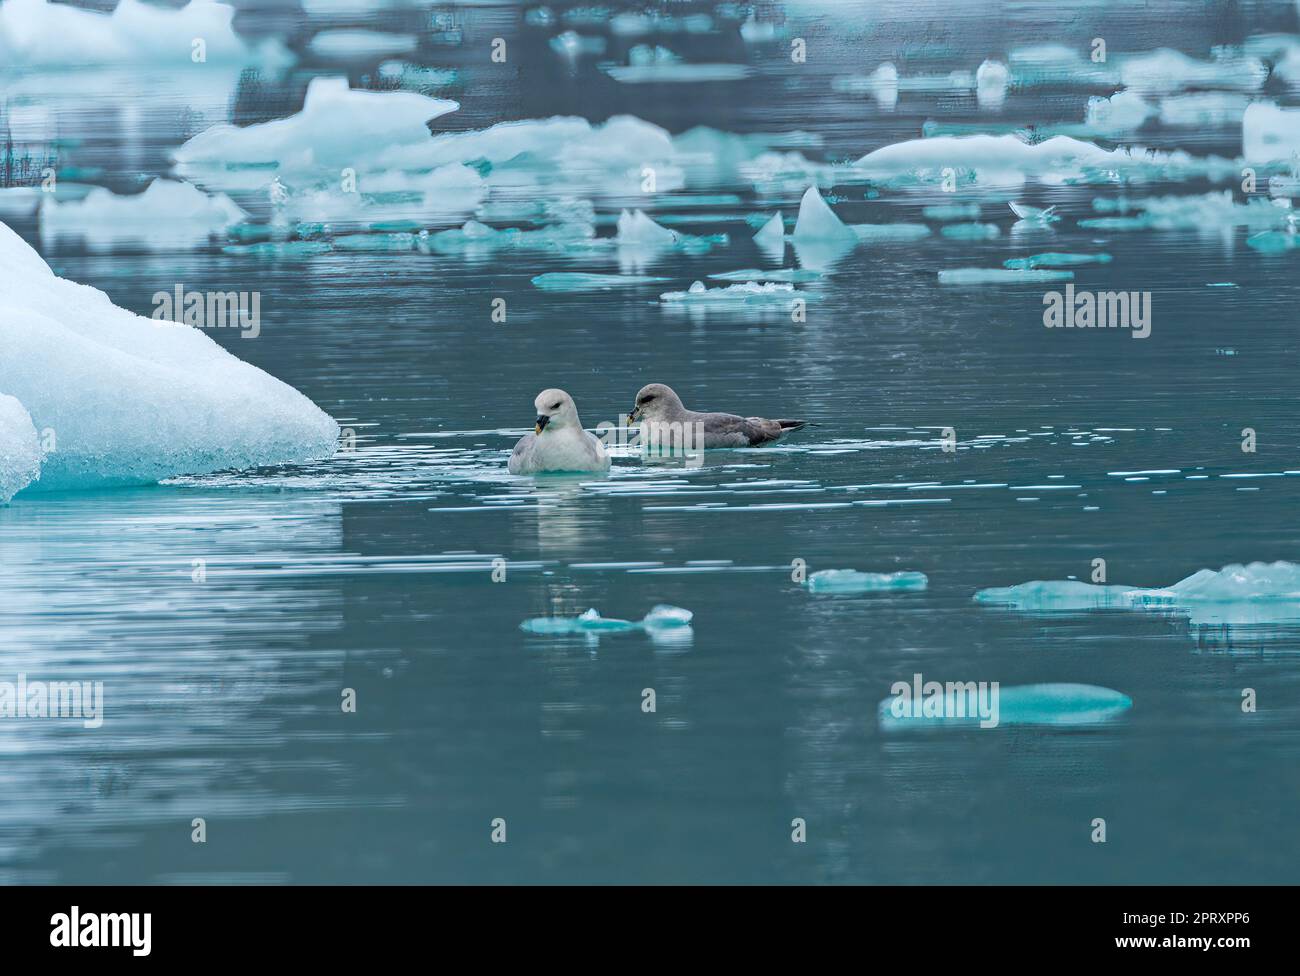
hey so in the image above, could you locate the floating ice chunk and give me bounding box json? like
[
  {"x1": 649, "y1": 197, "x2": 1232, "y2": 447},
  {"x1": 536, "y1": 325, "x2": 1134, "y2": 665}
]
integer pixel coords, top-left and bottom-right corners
[
  {"x1": 1243, "y1": 102, "x2": 1300, "y2": 163},
  {"x1": 531, "y1": 272, "x2": 670, "y2": 291},
  {"x1": 976, "y1": 59, "x2": 1009, "y2": 109},
  {"x1": 603, "y1": 44, "x2": 751, "y2": 83},
  {"x1": 642, "y1": 605, "x2": 694, "y2": 629},
  {"x1": 922, "y1": 202, "x2": 980, "y2": 221},
  {"x1": 0, "y1": 394, "x2": 41, "y2": 503},
  {"x1": 976, "y1": 562, "x2": 1300, "y2": 627},
  {"x1": 938, "y1": 268, "x2": 1074, "y2": 285},
  {"x1": 520, "y1": 605, "x2": 692, "y2": 635},
  {"x1": 377, "y1": 114, "x2": 680, "y2": 196},
  {"x1": 878, "y1": 683, "x2": 1132, "y2": 732},
  {"x1": 855, "y1": 133, "x2": 1232, "y2": 187},
  {"x1": 173, "y1": 77, "x2": 459, "y2": 181},
  {"x1": 831, "y1": 62, "x2": 899, "y2": 97},
  {"x1": 0, "y1": 0, "x2": 292, "y2": 68},
  {"x1": 426, "y1": 219, "x2": 594, "y2": 255},
  {"x1": 308, "y1": 30, "x2": 417, "y2": 61},
  {"x1": 617, "y1": 209, "x2": 680, "y2": 246},
  {"x1": 1158, "y1": 92, "x2": 1250, "y2": 127},
  {"x1": 1079, "y1": 190, "x2": 1293, "y2": 231},
  {"x1": 1007, "y1": 43, "x2": 1119, "y2": 88},
  {"x1": 375, "y1": 60, "x2": 458, "y2": 92},
  {"x1": 1118, "y1": 48, "x2": 1268, "y2": 94},
  {"x1": 805, "y1": 569, "x2": 928, "y2": 593},
  {"x1": 1085, "y1": 90, "x2": 1156, "y2": 134},
  {"x1": 753, "y1": 211, "x2": 786, "y2": 257},
  {"x1": 974, "y1": 579, "x2": 1138, "y2": 611},
  {"x1": 739, "y1": 16, "x2": 780, "y2": 44},
  {"x1": 549, "y1": 30, "x2": 606, "y2": 58},
  {"x1": 941, "y1": 222, "x2": 1000, "y2": 239},
  {"x1": 660, "y1": 280, "x2": 800, "y2": 304},
  {"x1": 0, "y1": 221, "x2": 338, "y2": 491},
  {"x1": 1004, "y1": 252, "x2": 1112, "y2": 270},
  {"x1": 279, "y1": 163, "x2": 485, "y2": 225},
  {"x1": 1008, "y1": 201, "x2": 1059, "y2": 223},
  {"x1": 39, "y1": 179, "x2": 246, "y2": 251},
  {"x1": 1246, "y1": 230, "x2": 1299, "y2": 253},
  {"x1": 708, "y1": 268, "x2": 822, "y2": 283},
  {"x1": 792, "y1": 186, "x2": 857, "y2": 242}
]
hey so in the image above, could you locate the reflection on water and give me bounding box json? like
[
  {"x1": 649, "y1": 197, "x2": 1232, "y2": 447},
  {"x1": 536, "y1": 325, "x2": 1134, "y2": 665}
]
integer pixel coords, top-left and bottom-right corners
[{"x1": 3, "y1": 0, "x2": 1300, "y2": 883}]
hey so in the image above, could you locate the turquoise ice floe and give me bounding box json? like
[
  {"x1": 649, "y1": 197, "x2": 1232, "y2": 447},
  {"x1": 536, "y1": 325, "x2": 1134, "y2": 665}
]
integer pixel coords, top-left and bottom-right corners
[
  {"x1": 805, "y1": 569, "x2": 929, "y2": 593},
  {"x1": 878, "y1": 683, "x2": 1133, "y2": 732},
  {"x1": 521, "y1": 605, "x2": 693, "y2": 635}
]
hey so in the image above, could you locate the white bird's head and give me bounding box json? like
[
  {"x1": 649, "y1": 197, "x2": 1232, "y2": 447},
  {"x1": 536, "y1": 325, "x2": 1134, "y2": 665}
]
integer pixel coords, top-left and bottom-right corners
[{"x1": 533, "y1": 388, "x2": 581, "y2": 434}]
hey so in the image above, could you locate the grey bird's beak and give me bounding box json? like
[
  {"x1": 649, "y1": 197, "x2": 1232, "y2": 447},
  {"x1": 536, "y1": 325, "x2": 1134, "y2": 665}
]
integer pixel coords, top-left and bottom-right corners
[
  {"x1": 627, "y1": 405, "x2": 641, "y2": 424},
  {"x1": 534, "y1": 415, "x2": 550, "y2": 434}
]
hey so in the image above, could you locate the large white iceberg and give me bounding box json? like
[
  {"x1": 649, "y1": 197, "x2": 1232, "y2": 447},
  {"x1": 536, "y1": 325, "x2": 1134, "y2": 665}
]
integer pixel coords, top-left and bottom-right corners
[
  {"x1": 0, "y1": 0, "x2": 291, "y2": 67},
  {"x1": 0, "y1": 393, "x2": 41, "y2": 503},
  {"x1": 0, "y1": 221, "x2": 338, "y2": 492},
  {"x1": 173, "y1": 76, "x2": 459, "y2": 182}
]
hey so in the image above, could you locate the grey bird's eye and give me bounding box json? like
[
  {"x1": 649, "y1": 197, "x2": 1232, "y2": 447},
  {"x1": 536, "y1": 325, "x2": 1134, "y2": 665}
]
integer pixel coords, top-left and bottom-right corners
[{"x1": 550, "y1": 402, "x2": 561, "y2": 410}]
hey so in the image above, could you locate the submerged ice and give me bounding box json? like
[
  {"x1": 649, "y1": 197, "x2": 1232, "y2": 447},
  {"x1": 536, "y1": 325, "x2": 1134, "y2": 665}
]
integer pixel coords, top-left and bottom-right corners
[{"x1": 0, "y1": 221, "x2": 338, "y2": 492}]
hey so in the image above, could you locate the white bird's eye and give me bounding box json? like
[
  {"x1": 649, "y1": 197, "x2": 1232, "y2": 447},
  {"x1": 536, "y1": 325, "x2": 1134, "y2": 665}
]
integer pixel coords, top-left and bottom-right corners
[{"x1": 550, "y1": 402, "x2": 561, "y2": 410}]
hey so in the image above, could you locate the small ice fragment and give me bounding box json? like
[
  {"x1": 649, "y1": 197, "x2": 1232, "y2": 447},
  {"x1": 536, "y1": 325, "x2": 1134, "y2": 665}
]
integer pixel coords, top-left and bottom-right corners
[
  {"x1": 659, "y1": 280, "x2": 799, "y2": 304},
  {"x1": 975, "y1": 59, "x2": 1009, "y2": 109},
  {"x1": 531, "y1": 272, "x2": 670, "y2": 291},
  {"x1": 308, "y1": 30, "x2": 418, "y2": 61},
  {"x1": 617, "y1": 209, "x2": 680, "y2": 246},
  {"x1": 805, "y1": 569, "x2": 928, "y2": 593},
  {"x1": 753, "y1": 210, "x2": 786, "y2": 249},
  {"x1": 938, "y1": 268, "x2": 1074, "y2": 285},
  {"x1": 1008, "y1": 201, "x2": 1059, "y2": 223},
  {"x1": 642, "y1": 605, "x2": 694, "y2": 628},
  {"x1": 1085, "y1": 90, "x2": 1155, "y2": 134},
  {"x1": 1003, "y1": 252, "x2": 1112, "y2": 270},
  {"x1": 0, "y1": 394, "x2": 42, "y2": 503}
]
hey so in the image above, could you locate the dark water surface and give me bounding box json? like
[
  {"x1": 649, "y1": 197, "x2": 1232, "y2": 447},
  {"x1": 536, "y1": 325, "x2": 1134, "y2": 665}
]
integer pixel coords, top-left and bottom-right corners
[{"x1": 2, "y1": 0, "x2": 1299, "y2": 883}]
